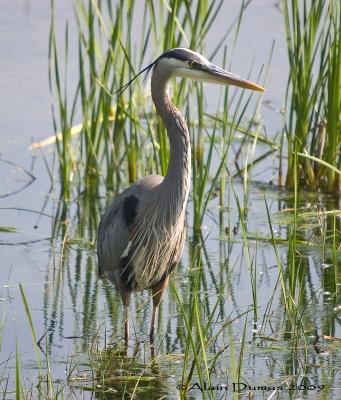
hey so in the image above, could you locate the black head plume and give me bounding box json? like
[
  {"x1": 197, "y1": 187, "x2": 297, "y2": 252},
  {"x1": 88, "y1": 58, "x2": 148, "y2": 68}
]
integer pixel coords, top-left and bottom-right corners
[{"x1": 114, "y1": 59, "x2": 158, "y2": 98}]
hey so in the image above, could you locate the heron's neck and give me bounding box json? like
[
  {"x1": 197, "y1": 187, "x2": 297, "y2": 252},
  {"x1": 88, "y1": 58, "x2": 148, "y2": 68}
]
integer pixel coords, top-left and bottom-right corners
[{"x1": 151, "y1": 73, "x2": 191, "y2": 219}]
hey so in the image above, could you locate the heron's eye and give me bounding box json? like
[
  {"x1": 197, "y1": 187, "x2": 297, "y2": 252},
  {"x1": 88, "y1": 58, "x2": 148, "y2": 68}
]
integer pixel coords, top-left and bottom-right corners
[{"x1": 188, "y1": 60, "x2": 200, "y2": 68}]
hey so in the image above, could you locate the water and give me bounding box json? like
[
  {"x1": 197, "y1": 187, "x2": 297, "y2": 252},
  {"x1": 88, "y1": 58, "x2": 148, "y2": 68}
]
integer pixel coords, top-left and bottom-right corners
[{"x1": 1, "y1": 1, "x2": 340, "y2": 399}]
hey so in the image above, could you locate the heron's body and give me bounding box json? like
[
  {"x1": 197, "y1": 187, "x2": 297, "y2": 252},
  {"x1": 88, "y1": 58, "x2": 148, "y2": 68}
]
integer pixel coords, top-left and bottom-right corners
[
  {"x1": 97, "y1": 173, "x2": 187, "y2": 292},
  {"x1": 97, "y1": 48, "x2": 264, "y2": 343}
]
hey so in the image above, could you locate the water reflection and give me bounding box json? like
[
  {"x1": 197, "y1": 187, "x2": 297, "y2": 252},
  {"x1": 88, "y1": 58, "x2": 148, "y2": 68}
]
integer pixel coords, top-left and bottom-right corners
[{"x1": 2, "y1": 181, "x2": 340, "y2": 397}]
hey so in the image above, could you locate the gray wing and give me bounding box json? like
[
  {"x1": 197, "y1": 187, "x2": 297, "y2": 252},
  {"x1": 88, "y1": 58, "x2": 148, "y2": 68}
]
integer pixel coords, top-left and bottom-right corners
[{"x1": 97, "y1": 175, "x2": 163, "y2": 285}]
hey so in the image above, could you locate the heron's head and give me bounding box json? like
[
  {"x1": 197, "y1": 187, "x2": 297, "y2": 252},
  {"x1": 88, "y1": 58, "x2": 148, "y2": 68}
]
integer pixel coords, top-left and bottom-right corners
[{"x1": 154, "y1": 48, "x2": 265, "y2": 92}]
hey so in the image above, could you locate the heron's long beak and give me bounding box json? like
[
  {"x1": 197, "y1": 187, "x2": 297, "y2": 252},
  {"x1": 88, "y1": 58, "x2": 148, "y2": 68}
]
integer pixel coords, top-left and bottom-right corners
[{"x1": 207, "y1": 65, "x2": 265, "y2": 92}]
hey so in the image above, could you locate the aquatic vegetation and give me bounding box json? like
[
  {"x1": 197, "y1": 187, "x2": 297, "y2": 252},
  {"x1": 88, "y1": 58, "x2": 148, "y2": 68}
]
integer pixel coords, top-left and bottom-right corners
[
  {"x1": 48, "y1": 0, "x2": 266, "y2": 205},
  {"x1": 283, "y1": 0, "x2": 341, "y2": 192}
]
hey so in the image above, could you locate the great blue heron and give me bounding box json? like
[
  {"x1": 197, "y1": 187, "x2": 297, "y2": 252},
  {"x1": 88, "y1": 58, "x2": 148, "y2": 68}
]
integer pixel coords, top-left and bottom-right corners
[{"x1": 98, "y1": 48, "x2": 264, "y2": 343}]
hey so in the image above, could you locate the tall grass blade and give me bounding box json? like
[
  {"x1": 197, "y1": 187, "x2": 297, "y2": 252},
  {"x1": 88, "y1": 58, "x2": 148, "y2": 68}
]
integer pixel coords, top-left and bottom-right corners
[{"x1": 19, "y1": 284, "x2": 42, "y2": 378}]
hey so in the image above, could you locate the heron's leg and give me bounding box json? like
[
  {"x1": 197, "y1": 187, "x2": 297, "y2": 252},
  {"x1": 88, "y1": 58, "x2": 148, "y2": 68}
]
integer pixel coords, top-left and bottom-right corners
[
  {"x1": 150, "y1": 276, "x2": 169, "y2": 342},
  {"x1": 124, "y1": 305, "x2": 129, "y2": 346},
  {"x1": 119, "y1": 289, "x2": 131, "y2": 346}
]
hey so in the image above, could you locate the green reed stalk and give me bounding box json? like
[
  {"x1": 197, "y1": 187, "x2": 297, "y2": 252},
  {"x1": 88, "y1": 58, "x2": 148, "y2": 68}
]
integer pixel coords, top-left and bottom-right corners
[
  {"x1": 19, "y1": 285, "x2": 43, "y2": 380},
  {"x1": 49, "y1": 1, "x2": 77, "y2": 200},
  {"x1": 264, "y1": 197, "x2": 289, "y2": 312},
  {"x1": 15, "y1": 341, "x2": 20, "y2": 400},
  {"x1": 0, "y1": 310, "x2": 5, "y2": 354},
  {"x1": 324, "y1": 2, "x2": 341, "y2": 192},
  {"x1": 170, "y1": 278, "x2": 207, "y2": 397},
  {"x1": 283, "y1": 0, "x2": 340, "y2": 192},
  {"x1": 283, "y1": 0, "x2": 325, "y2": 190},
  {"x1": 233, "y1": 186, "x2": 258, "y2": 324},
  {"x1": 172, "y1": 252, "x2": 254, "y2": 398}
]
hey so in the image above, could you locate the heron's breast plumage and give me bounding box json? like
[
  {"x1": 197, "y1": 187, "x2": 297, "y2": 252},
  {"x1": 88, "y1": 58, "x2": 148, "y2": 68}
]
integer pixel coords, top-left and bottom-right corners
[{"x1": 118, "y1": 182, "x2": 187, "y2": 292}]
